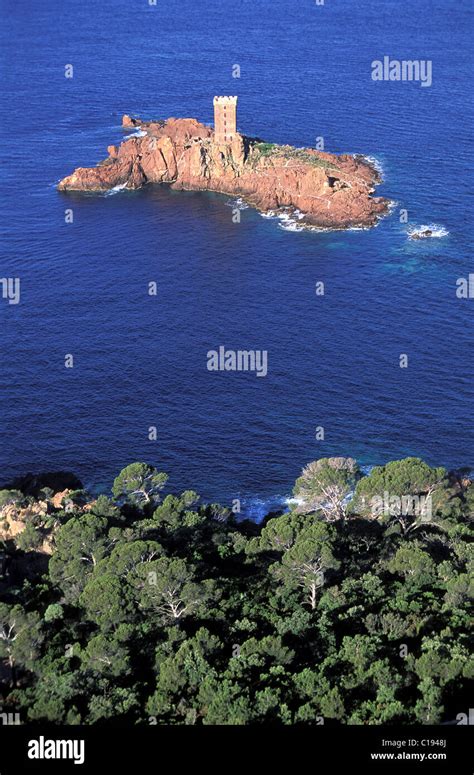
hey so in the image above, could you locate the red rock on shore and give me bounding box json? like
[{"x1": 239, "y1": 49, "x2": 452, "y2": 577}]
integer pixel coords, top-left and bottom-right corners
[{"x1": 57, "y1": 115, "x2": 389, "y2": 229}]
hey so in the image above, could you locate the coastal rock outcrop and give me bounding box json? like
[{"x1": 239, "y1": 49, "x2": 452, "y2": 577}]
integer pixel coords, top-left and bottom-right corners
[
  {"x1": 3, "y1": 471, "x2": 84, "y2": 497},
  {"x1": 58, "y1": 115, "x2": 390, "y2": 229}
]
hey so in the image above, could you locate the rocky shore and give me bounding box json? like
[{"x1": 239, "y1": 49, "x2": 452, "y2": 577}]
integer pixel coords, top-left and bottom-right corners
[{"x1": 58, "y1": 115, "x2": 390, "y2": 230}]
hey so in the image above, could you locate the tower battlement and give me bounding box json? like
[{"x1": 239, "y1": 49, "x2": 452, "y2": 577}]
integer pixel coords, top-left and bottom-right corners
[
  {"x1": 213, "y1": 96, "x2": 238, "y2": 144},
  {"x1": 213, "y1": 96, "x2": 238, "y2": 105}
]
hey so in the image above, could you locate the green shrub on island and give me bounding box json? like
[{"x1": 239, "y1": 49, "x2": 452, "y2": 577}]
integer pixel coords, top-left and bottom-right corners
[
  {"x1": 0, "y1": 456, "x2": 472, "y2": 725},
  {"x1": 251, "y1": 142, "x2": 337, "y2": 171},
  {"x1": 253, "y1": 142, "x2": 276, "y2": 157}
]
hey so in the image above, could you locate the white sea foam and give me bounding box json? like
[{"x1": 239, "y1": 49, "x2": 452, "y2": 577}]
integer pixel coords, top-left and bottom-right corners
[
  {"x1": 278, "y1": 219, "x2": 304, "y2": 232},
  {"x1": 407, "y1": 223, "x2": 449, "y2": 240},
  {"x1": 104, "y1": 182, "x2": 128, "y2": 196},
  {"x1": 226, "y1": 197, "x2": 249, "y2": 210},
  {"x1": 238, "y1": 494, "x2": 290, "y2": 521},
  {"x1": 285, "y1": 497, "x2": 303, "y2": 507},
  {"x1": 277, "y1": 209, "x2": 305, "y2": 231},
  {"x1": 259, "y1": 204, "x2": 385, "y2": 233},
  {"x1": 123, "y1": 128, "x2": 147, "y2": 139},
  {"x1": 362, "y1": 154, "x2": 385, "y2": 177}
]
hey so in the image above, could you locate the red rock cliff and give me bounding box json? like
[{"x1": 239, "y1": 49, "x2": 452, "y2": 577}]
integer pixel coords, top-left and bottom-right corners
[{"x1": 57, "y1": 115, "x2": 389, "y2": 229}]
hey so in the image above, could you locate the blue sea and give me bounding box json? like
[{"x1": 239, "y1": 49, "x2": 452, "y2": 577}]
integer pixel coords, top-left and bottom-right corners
[{"x1": 1, "y1": 0, "x2": 473, "y2": 518}]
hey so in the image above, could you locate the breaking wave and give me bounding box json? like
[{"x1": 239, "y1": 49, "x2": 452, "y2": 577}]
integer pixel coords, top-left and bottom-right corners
[
  {"x1": 123, "y1": 128, "x2": 147, "y2": 139},
  {"x1": 103, "y1": 183, "x2": 128, "y2": 196},
  {"x1": 258, "y1": 208, "x2": 305, "y2": 231}
]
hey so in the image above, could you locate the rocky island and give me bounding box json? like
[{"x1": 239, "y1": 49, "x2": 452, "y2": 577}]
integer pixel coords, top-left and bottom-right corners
[{"x1": 58, "y1": 97, "x2": 389, "y2": 230}]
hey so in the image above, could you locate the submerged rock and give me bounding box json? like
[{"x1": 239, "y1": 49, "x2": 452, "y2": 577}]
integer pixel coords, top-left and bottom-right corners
[
  {"x1": 408, "y1": 224, "x2": 449, "y2": 240},
  {"x1": 410, "y1": 228, "x2": 434, "y2": 240}
]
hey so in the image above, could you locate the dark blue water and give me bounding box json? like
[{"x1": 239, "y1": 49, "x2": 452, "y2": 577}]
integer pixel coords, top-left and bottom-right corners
[{"x1": 1, "y1": 0, "x2": 473, "y2": 516}]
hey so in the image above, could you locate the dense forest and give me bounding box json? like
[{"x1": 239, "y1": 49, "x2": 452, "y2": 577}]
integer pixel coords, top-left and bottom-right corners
[{"x1": 0, "y1": 457, "x2": 472, "y2": 725}]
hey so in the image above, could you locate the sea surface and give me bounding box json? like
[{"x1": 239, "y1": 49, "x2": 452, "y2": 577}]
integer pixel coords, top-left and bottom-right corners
[{"x1": 1, "y1": 0, "x2": 473, "y2": 518}]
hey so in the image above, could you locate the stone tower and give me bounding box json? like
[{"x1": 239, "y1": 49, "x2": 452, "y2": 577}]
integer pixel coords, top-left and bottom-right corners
[{"x1": 213, "y1": 96, "x2": 238, "y2": 144}]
